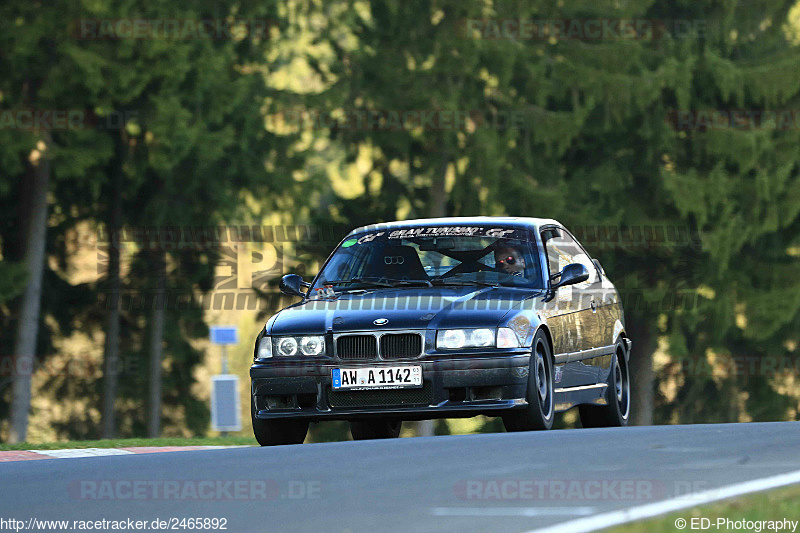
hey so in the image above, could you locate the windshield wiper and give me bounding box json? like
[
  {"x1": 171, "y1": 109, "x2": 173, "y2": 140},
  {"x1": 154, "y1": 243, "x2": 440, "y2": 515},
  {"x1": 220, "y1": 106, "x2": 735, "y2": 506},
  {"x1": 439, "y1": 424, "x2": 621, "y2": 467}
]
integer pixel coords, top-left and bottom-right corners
[
  {"x1": 323, "y1": 278, "x2": 394, "y2": 288},
  {"x1": 325, "y1": 278, "x2": 433, "y2": 288},
  {"x1": 431, "y1": 279, "x2": 499, "y2": 288},
  {"x1": 383, "y1": 279, "x2": 433, "y2": 287}
]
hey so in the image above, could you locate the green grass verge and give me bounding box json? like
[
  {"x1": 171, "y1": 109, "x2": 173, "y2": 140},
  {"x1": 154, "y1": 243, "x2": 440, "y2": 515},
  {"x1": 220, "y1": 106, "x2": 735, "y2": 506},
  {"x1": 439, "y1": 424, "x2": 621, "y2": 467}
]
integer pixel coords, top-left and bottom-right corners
[
  {"x1": 0, "y1": 436, "x2": 255, "y2": 451},
  {"x1": 608, "y1": 483, "x2": 800, "y2": 533}
]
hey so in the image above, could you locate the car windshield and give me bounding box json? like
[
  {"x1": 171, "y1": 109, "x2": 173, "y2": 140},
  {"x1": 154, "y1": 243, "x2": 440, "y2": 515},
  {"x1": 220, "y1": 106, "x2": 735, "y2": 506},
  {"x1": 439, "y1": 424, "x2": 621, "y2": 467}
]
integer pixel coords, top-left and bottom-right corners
[{"x1": 310, "y1": 225, "x2": 544, "y2": 293}]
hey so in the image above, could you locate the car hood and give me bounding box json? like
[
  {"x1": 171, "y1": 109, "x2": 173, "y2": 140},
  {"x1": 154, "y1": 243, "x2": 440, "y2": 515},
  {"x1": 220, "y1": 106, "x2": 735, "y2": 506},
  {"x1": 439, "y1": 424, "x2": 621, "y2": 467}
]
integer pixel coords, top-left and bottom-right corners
[{"x1": 268, "y1": 286, "x2": 544, "y2": 334}]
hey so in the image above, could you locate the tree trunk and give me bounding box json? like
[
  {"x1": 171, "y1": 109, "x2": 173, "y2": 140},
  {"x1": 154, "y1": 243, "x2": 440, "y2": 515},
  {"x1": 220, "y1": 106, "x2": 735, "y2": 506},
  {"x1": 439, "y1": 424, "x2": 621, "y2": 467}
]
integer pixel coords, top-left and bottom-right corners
[
  {"x1": 9, "y1": 134, "x2": 51, "y2": 443},
  {"x1": 102, "y1": 139, "x2": 123, "y2": 439},
  {"x1": 626, "y1": 313, "x2": 655, "y2": 426},
  {"x1": 147, "y1": 250, "x2": 166, "y2": 438},
  {"x1": 428, "y1": 151, "x2": 449, "y2": 218}
]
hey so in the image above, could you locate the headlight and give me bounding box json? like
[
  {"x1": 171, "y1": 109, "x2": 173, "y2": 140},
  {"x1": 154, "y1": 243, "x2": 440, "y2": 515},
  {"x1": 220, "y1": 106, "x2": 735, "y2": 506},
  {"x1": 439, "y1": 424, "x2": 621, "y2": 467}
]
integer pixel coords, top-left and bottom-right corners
[
  {"x1": 439, "y1": 329, "x2": 466, "y2": 349},
  {"x1": 256, "y1": 336, "x2": 272, "y2": 360},
  {"x1": 300, "y1": 336, "x2": 324, "y2": 356},
  {"x1": 437, "y1": 328, "x2": 495, "y2": 349},
  {"x1": 276, "y1": 337, "x2": 298, "y2": 356},
  {"x1": 273, "y1": 336, "x2": 326, "y2": 356},
  {"x1": 471, "y1": 328, "x2": 494, "y2": 347}
]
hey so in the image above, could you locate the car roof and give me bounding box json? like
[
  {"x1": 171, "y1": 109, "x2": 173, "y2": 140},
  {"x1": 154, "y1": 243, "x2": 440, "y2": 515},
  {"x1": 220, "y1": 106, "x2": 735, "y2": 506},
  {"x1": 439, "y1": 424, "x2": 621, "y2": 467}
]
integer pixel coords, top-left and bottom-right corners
[{"x1": 347, "y1": 216, "x2": 562, "y2": 237}]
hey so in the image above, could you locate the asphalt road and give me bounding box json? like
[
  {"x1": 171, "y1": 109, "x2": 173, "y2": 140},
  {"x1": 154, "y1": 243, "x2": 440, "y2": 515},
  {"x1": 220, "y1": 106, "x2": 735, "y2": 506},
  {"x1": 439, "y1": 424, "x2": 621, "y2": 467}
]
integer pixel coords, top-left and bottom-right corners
[{"x1": 2, "y1": 421, "x2": 800, "y2": 533}]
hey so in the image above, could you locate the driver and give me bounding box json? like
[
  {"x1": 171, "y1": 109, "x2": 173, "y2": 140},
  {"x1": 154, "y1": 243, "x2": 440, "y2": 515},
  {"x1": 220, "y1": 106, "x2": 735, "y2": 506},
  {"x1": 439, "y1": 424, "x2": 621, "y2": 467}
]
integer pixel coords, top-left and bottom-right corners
[{"x1": 494, "y1": 244, "x2": 526, "y2": 276}]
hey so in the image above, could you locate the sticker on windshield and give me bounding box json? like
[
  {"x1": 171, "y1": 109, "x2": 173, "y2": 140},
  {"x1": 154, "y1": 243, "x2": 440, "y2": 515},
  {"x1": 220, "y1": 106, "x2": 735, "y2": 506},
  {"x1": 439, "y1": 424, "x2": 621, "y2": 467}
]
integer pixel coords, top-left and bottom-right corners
[
  {"x1": 357, "y1": 232, "x2": 384, "y2": 244},
  {"x1": 486, "y1": 228, "x2": 515, "y2": 238},
  {"x1": 387, "y1": 227, "x2": 520, "y2": 239},
  {"x1": 349, "y1": 227, "x2": 523, "y2": 243},
  {"x1": 388, "y1": 227, "x2": 485, "y2": 239}
]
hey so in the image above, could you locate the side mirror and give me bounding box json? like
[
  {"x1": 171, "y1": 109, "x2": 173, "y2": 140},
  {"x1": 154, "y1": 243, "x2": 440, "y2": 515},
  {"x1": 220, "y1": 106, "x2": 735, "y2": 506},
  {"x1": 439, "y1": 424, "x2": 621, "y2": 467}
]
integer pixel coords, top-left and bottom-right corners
[
  {"x1": 552, "y1": 263, "x2": 589, "y2": 289},
  {"x1": 280, "y1": 274, "x2": 310, "y2": 297}
]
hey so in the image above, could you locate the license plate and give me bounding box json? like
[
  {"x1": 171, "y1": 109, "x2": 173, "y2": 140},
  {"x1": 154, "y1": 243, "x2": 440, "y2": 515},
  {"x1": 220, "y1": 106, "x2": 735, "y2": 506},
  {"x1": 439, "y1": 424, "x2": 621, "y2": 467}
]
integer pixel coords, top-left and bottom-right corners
[{"x1": 332, "y1": 366, "x2": 422, "y2": 390}]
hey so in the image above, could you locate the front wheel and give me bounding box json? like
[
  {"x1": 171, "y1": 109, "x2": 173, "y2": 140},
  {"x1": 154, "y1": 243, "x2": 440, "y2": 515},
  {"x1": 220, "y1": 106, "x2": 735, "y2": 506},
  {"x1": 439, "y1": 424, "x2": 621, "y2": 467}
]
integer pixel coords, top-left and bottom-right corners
[
  {"x1": 349, "y1": 419, "x2": 402, "y2": 440},
  {"x1": 579, "y1": 339, "x2": 630, "y2": 428},
  {"x1": 251, "y1": 401, "x2": 309, "y2": 446},
  {"x1": 503, "y1": 330, "x2": 554, "y2": 432}
]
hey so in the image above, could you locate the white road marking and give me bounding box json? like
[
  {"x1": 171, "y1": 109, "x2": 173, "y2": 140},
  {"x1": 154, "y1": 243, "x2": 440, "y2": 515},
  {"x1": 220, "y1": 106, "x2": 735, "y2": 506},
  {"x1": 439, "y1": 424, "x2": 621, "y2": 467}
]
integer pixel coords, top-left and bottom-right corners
[
  {"x1": 32, "y1": 448, "x2": 134, "y2": 459},
  {"x1": 3, "y1": 445, "x2": 252, "y2": 463},
  {"x1": 525, "y1": 468, "x2": 800, "y2": 533},
  {"x1": 431, "y1": 507, "x2": 596, "y2": 517}
]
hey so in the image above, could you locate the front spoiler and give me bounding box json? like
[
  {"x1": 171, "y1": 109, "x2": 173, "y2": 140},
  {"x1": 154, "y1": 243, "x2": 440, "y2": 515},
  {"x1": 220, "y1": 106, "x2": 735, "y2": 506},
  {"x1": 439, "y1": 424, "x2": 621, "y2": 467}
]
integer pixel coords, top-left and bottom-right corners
[
  {"x1": 250, "y1": 353, "x2": 531, "y2": 421},
  {"x1": 254, "y1": 399, "x2": 529, "y2": 421}
]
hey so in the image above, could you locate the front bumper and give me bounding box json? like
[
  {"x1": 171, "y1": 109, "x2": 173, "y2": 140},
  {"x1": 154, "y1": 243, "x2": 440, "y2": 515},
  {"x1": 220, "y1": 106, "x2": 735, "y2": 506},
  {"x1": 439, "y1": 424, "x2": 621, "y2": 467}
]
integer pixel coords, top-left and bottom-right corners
[{"x1": 250, "y1": 353, "x2": 531, "y2": 421}]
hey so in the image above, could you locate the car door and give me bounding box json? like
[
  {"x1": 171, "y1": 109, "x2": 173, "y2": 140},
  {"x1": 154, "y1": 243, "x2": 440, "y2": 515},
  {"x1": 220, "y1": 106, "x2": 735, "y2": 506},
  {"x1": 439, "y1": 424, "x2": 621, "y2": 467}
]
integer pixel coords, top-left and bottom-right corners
[
  {"x1": 559, "y1": 228, "x2": 608, "y2": 353},
  {"x1": 540, "y1": 226, "x2": 602, "y2": 386}
]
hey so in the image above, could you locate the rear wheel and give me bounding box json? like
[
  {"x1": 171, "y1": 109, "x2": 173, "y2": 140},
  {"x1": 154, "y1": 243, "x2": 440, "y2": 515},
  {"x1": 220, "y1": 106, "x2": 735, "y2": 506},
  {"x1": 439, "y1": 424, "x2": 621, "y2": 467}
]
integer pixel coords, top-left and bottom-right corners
[
  {"x1": 503, "y1": 330, "x2": 554, "y2": 432},
  {"x1": 579, "y1": 339, "x2": 630, "y2": 428},
  {"x1": 251, "y1": 401, "x2": 309, "y2": 446},
  {"x1": 349, "y1": 419, "x2": 402, "y2": 440}
]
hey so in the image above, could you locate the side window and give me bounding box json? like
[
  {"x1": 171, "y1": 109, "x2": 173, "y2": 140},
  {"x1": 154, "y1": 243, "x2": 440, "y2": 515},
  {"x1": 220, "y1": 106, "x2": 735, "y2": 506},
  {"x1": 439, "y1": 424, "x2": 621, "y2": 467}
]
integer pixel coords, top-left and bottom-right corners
[{"x1": 541, "y1": 228, "x2": 597, "y2": 285}]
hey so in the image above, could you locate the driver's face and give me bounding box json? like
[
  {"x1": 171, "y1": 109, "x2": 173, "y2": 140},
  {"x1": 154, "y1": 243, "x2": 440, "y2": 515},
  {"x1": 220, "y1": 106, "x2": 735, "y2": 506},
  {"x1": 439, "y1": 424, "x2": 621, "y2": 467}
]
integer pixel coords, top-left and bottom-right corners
[{"x1": 494, "y1": 247, "x2": 526, "y2": 275}]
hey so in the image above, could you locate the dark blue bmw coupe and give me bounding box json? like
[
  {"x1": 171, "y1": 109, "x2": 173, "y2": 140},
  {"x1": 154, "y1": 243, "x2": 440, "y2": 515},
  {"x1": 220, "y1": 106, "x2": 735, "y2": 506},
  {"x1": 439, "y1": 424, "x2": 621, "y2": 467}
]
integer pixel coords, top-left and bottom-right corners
[{"x1": 250, "y1": 217, "x2": 632, "y2": 444}]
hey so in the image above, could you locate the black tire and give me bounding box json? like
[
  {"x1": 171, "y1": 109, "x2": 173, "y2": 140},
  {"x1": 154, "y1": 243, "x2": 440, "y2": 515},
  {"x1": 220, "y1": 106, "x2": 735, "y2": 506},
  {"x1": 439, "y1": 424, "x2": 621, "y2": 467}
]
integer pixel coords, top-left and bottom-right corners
[
  {"x1": 251, "y1": 401, "x2": 309, "y2": 446},
  {"x1": 349, "y1": 419, "x2": 402, "y2": 440},
  {"x1": 579, "y1": 339, "x2": 631, "y2": 428},
  {"x1": 503, "y1": 330, "x2": 554, "y2": 432}
]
